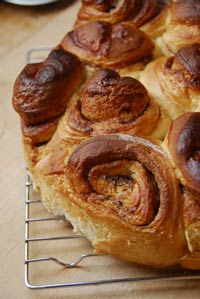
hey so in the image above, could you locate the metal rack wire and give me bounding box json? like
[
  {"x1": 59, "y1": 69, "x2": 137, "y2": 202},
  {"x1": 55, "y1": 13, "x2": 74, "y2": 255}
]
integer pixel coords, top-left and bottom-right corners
[{"x1": 24, "y1": 47, "x2": 200, "y2": 289}]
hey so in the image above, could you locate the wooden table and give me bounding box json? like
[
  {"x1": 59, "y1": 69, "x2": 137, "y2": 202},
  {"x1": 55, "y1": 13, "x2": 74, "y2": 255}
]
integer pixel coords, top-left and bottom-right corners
[{"x1": 0, "y1": 1, "x2": 200, "y2": 298}]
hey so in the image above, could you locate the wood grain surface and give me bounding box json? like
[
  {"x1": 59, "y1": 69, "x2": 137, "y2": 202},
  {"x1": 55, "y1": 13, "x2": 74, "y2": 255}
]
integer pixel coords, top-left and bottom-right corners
[{"x1": 0, "y1": 1, "x2": 199, "y2": 298}]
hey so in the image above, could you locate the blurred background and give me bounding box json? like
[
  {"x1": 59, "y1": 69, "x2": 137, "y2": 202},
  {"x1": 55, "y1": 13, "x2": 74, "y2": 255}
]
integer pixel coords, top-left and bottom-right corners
[{"x1": 0, "y1": 0, "x2": 76, "y2": 59}]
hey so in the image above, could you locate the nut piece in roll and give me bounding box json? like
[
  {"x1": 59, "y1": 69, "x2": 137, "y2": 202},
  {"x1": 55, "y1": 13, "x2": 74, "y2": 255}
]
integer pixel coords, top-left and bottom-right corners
[
  {"x1": 12, "y1": 49, "x2": 85, "y2": 180},
  {"x1": 35, "y1": 134, "x2": 187, "y2": 268},
  {"x1": 75, "y1": 0, "x2": 160, "y2": 29},
  {"x1": 60, "y1": 21, "x2": 154, "y2": 74},
  {"x1": 140, "y1": 43, "x2": 200, "y2": 119},
  {"x1": 141, "y1": 0, "x2": 200, "y2": 56}
]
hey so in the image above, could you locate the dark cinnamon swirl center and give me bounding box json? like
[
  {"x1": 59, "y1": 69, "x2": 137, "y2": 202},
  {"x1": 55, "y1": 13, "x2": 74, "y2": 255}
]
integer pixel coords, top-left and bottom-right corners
[
  {"x1": 68, "y1": 69, "x2": 149, "y2": 134},
  {"x1": 67, "y1": 134, "x2": 175, "y2": 226}
]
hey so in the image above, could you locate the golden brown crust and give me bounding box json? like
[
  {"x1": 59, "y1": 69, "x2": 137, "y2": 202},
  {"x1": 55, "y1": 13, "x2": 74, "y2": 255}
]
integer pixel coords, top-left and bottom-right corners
[
  {"x1": 167, "y1": 112, "x2": 200, "y2": 197},
  {"x1": 141, "y1": 1, "x2": 200, "y2": 56},
  {"x1": 81, "y1": 69, "x2": 148, "y2": 122},
  {"x1": 12, "y1": 49, "x2": 85, "y2": 145},
  {"x1": 21, "y1": 117, "x2": 60, "y2": 146},
  {"x1": 171, "y1": 0, "x2": 200, "y2": 25},
  {"x1": 60, "y1": 21, "x2": 154, "y2": 69},
  {"x1": 75, "y1": 0, "x2": 159, "y2": 28},
  {"x1": 61, "y1": 68, "x2": 170, "y2": 139},
  {"x1": 140, "y1": 44, "x2": 200, "y2": 119},
  {"x1": 12, "y1": 2, "x2": 200, "y2": 270},
  {"x1": 68, "y1": 69, "x2": 162, "y2": 137},
  {"x1": 63, "y1": 134, "x2": 186, "y2": 267},
  {"x1": 174, "y1": 43, "x2": 200, "y2": 89},
  {"x1": 13, "y1": 49, "x2": 85, "y2": 125},
  {"x1": 180, "y1": 189, "x2": 200, "y2": 270},
  {"x1": 161, "y1": 112, "x2": 200, "y2": 269},
  {"x1": 183, "y1": 189, "x2": 200, "y2": 227},
  {"x1": 34, "y1": 132, "x2": 200, "y2": 269},
  {"x1": 38, "y1": 68, "x2": 170, "y2": 174}
]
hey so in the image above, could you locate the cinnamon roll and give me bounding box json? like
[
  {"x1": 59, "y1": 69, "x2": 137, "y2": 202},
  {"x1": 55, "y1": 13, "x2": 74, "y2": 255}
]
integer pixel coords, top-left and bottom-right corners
[
  {"x1": 161, "y1": 112, "x2": 200, "y2": 269},
  {"x1": 163, "y1": 112, "x2": 200, "y2": 197},
  {"x1": 75, "y1": 0, "x2": 160, "y2": 29},
  {"x1": 140, "y1": 44, "x2": 200, "y2": 119},
  {"x1": 60, "y1": 21, "x2": 154, "y2": 73},
  {"x1": 12, "y1": 49, "x2": 85, "y2": 177},
  {"x1": 35, "y1": 134, "x2": 186, "y2": 268},
  {"x1": 141, "y1": 0, "x2": 200, "y2": 56},
  {"x1": 69, "y1": 68, "x2": 171, "y2": 139},
  {"x1": 13, "y1": 49, "x2": 85, "y2": 145}
]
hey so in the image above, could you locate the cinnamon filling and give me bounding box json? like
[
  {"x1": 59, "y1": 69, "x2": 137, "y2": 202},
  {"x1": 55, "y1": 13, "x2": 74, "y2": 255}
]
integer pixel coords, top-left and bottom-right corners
[
  {"x1": 80, "y1": 158, "x2": 159, "y2": 225},
  {"x1": 68, "y1": 68, "x2": 150, "y2": 135}
]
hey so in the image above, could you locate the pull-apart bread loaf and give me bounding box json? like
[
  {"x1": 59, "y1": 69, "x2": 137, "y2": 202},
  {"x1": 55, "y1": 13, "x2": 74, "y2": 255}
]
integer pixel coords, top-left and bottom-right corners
[{"x1": 12, "y1": 0, "x2": 200, "y2": 270}]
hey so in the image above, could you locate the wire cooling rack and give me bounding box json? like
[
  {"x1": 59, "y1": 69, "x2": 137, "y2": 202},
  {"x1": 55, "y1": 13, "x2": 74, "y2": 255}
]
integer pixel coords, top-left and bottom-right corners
[{"x1": 24, "y1": 47, "x2": 200, "y2": 289}]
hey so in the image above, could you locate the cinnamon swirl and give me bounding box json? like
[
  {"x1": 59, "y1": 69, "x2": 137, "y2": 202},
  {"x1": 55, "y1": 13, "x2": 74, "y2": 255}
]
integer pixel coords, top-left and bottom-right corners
[
  {"x1": 60, "y1": 21, "x2": 154, "y2": 73},
  {"x1": 12, "y1": 49, "x2": 85, "y2": 180},
  {"x1": 141, "y1": 0, "x2": 200, "y2": 56},
  {"x1": 75, "y1": 0, "x2": 160, "y2": 29},
  {"x1": 35, "y1": 134, "x2": 186, "y2": 268}
]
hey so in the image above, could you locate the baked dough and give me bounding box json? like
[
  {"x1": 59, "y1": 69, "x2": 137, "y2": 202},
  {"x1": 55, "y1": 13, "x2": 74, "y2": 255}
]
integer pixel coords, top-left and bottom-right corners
[
  {"x1": 12, "y1": 49, "x2": 85, "y2": 182},
  {"x1": 162, "y1": 112, "x2": 200, "y2": 269},
  {"x1": 36, "y1": 67, "x2": 171, "y2": 185},
  {"x1": 60, "y1": 21, "x2": 154, "y2": 73},
  {"x1": 33, "y1": 113, "x2": 200, "y2": 269},
  {"x1": 140, "y1": 43, "x2": 200, "y2": 119},
  {"x1": 12, "y1": 0, "x2": 200, "y2": 270},
  {"x1": 75, "y1": 0, "x2": 160, "y2": 28},
  {"x1": 141, "y1": 0, "x2": 200, "y2": 56}
]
